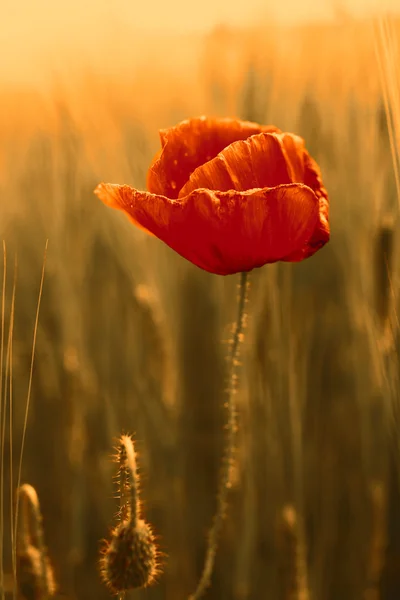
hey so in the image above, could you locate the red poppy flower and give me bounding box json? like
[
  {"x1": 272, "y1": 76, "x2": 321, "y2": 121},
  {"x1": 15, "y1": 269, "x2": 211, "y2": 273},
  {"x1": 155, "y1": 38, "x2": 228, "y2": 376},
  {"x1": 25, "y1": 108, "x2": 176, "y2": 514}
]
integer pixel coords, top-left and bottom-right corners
[{"x1": 95, "y1": 116, "x2": 329, "y2": 275}]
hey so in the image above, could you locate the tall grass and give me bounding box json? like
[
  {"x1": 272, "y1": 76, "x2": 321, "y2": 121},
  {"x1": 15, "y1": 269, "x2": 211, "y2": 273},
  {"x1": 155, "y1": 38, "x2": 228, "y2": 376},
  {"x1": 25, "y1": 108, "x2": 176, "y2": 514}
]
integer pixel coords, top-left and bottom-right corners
[{"x1": 0, "y1": 12, "x2": 400, "y2": 600}]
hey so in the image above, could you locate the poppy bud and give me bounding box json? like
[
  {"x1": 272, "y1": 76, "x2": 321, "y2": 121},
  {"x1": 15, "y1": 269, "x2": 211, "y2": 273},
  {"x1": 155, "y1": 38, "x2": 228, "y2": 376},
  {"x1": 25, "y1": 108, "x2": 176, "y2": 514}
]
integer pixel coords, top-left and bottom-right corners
[
  {"x1": 100, "y1": 434, "x2": 161, "y2": 593},
  {"x1": 100, "y1": 519, "x2": 158, "y2": 593}
]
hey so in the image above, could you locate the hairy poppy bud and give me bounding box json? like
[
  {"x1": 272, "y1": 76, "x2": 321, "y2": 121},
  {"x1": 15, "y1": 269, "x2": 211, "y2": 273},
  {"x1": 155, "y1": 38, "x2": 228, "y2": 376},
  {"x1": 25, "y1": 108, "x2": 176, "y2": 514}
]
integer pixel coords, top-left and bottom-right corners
[
  {"x1": 100, "y1": 434, "x2": 161, "y2": 593},
  {"x1": 100, "y1": 519, "x2": 158, "y2": 593}
]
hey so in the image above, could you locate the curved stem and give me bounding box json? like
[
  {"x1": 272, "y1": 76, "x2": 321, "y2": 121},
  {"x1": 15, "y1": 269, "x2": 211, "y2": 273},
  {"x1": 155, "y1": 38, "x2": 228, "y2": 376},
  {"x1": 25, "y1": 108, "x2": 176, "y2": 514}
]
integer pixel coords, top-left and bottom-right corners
[
  {"x1": 189, "y1": 271, "x2": 249, "y2": 599},
  {"x1": 118, "y1": 435, "x2": 139, "y2": 528}
]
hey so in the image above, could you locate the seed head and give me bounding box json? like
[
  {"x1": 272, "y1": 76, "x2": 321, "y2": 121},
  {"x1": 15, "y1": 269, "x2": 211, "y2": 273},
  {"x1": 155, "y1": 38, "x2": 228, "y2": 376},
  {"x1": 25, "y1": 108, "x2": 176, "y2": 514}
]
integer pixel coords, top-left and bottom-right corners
[{"x1": 100, "y1": 519, "x2": 158, "y2": 593}]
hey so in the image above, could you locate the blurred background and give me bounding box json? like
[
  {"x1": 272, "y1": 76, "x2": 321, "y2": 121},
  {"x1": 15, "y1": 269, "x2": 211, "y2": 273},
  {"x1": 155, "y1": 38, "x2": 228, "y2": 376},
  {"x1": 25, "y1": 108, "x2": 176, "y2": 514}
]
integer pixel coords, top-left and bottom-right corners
[{"x1": 1, "y1": 0, "x2": 400, "y2": 598}]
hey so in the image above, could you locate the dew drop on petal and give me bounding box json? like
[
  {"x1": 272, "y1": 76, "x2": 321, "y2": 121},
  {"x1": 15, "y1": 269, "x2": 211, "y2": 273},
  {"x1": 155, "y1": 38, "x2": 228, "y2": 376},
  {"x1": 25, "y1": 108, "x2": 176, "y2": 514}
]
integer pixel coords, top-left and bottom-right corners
[
  {"x1": 171, "y1": 181, "x2": 177, "y2": 190},
  {"x1": 173, "y1": 159, "x2": 178, "y2": 166}
]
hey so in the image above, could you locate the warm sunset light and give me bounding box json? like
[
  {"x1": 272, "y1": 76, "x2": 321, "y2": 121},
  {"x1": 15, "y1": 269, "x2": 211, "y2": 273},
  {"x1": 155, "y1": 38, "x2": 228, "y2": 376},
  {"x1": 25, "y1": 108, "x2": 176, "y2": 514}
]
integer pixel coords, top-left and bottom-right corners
[
  {"x1": 1, "y1": 1, "x2": 400, "y2": 599},
  {"x1": 0, "y1": 0, "x2": 399, "y2": 84}
]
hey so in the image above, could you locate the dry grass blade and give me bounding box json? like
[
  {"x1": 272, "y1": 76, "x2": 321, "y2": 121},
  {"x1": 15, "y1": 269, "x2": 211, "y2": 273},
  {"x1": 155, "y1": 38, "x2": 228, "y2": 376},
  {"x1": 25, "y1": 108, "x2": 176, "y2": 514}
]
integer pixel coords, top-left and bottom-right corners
[
  {"x1": 373, "y1": 15, "x2": 400, "y2": 207},
  {"x1": 0, "y1": 248, "x2": 15, "y2": 600},
  {"x1": 0, "y1": 241, "x2": 6, "y2": 600},
  {"x1": 13, "y1": 240, "x2": 48, "y2": 596},
  {"x1": 363, "y1": 481, "x2": 387, "y2": 600},
  {"x1": 7, "y1": 257, "x2": 17, "y2": 595},
  {"x1": 276, "y1": 504, "x2": 310, "y2": 600}
]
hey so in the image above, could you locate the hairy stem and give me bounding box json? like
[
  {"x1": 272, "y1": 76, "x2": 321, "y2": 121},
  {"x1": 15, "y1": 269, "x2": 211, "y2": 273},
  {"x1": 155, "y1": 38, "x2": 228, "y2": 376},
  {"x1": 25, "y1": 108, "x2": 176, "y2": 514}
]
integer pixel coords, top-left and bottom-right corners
[
  {"x1": 189, "y1": 271, "x2": 249, "y2": 599},
  {"x1": 119, "y1": 434, "x2": 139, "y2": 528},
  {"x1": 117, "y1": 435, "x2": 139, "y2": 600}
]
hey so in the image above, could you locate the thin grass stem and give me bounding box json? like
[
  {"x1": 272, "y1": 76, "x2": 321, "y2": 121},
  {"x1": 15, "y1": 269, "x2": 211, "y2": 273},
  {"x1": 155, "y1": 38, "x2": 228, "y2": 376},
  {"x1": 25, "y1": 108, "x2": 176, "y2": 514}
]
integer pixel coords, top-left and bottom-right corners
[
  {"x1": 14, "y1": 241, "x2": 48, "y2": 592},
  {"x1": 0, "y1": 242, "x2": 6, "y2": 600}
]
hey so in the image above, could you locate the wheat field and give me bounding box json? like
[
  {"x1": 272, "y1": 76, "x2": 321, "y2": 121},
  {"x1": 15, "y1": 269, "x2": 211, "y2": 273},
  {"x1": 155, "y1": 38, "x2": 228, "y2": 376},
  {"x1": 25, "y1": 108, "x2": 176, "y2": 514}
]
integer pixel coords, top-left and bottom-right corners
[{"x1": 0, "y1": 9, "x2": 399, "y2": 600}]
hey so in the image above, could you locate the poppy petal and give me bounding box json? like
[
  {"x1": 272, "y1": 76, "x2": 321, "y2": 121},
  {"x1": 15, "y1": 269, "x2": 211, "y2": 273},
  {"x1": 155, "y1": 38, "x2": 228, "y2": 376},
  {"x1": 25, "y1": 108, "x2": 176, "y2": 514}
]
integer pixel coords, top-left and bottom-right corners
[
  {"x1": 280, "y1": 133, "x2": 308, "y2": 181},
  {"x1": 179, "y1": 132, "x2": 293, "y2": 196},
  {"x1": 146, "y1": 117, "x2": 281, "y2": 199},
  {"x1": 95, "y1": 182, "x2": 319, "y2": 275},
  {"x1": 95, "y1": 183, "x2": 156, "y2": 237},
  {"x1": 301, "y1": 152, "x2": 330, "y2": 257},
  {"x1": 282, "y1": 150, "x2": 330, "y2": 261}
]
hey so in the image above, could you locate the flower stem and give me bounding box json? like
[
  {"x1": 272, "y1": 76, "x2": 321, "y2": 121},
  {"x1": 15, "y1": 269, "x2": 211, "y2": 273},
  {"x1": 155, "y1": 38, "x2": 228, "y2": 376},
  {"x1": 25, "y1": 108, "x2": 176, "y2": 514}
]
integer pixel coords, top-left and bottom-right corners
[{"x1": 189, "y1": 271, "x2": 249, "y2": 600}]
